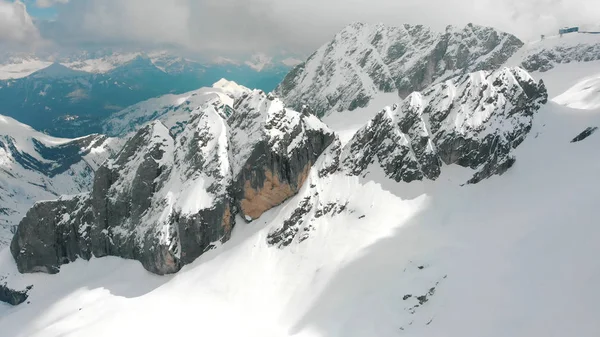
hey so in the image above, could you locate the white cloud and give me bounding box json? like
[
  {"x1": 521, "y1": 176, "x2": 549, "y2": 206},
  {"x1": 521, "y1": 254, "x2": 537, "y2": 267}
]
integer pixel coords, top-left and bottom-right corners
[
  {"x1": 39, "y1": 0, "x2": 600, "y2": 54},
  {"x1": 36, "y1": 0, "x2": 70, "y2": 8},
  {"x1": 0, "y1": 0, "x2": 41, "y2": 46}
]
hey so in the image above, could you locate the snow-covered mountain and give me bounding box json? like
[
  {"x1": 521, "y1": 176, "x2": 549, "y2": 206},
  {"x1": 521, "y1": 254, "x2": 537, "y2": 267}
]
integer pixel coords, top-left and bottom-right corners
[
  {"x1": 276, "y1": 23, "x2": 523, "y2": 116},
  {"x1": 10, "y1": 88, "x2": 335, "y2": 275},
  {"x1": 0, "y1": 115, "x2": 122, "y2": 248},
  {"x1": 102, "y1": 79, "x2": 250, "y2": 137},
  {"x1": 0, "y1": 50, "x2": 295, "y2": 138},
  {"x1": 341, "y1": 67, "x2": 547, "y2": 185},
  {"x1": 2, "y1": 58, "x2": 599, "y2": 335},
  {"x1": 0, "y1": 56, "x2": 194, "y2": 138},
  {"x1": 277, "y1": 23, "x2": 600, "y2": 120},
  {"x1": 2, "y1": 23, "x2": 600, "y2": 337},
  {"x1": 8, "y1": 64, "x2": 544, "y2": 275}
]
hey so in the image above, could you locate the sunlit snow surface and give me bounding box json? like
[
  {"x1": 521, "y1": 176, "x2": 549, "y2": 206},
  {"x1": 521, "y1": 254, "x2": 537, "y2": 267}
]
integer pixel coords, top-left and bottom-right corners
[{"x1": 553, "y1": 72, "x2": 600, "y2": 110}]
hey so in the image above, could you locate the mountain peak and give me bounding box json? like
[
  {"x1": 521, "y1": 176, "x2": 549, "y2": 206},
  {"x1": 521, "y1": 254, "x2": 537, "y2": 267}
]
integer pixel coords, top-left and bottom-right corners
[
  {"x1": 276, "y1": 22, "x2": 523, "y2": 117},
  {"x1": 30, "y1": 62, "x2": 88, "y2": 79},
  {"x1": 212, "y1": 78, "x2": 250, "y2": 96}
]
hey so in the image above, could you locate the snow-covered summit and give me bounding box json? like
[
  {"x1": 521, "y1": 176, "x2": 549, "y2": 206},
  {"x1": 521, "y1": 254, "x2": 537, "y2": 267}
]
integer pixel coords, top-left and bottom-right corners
[
  {"x1": 245, "y1": 53, "x2": 274, "y2": 72},
  {"x1": 2, "y1": 20, "x2": 600, "y2": 337},
  {"x1": 64, "y1": 52, "x2": 143, "y2": 73},
  {"x1": 276, "y1": 22, "x2": 523, "y2": 117},
  {"x1": 212, "y1": 78, "x2": 251, "y2": 97},
  {"x1": 102, "y1": 79, "x2": 251, "y2": 137}
]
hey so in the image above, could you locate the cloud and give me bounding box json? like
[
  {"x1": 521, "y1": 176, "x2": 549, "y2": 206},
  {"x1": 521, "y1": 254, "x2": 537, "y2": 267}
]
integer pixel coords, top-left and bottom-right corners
[
  {"x1": 0, "y1": 0, "x2": 41, "y2": 46},
  {"x1": 38, "y1": 0, "x2": 600, "y2": 55},
  {"x1": 35, "y1": 0, "x2": 70, "y2": 8}
]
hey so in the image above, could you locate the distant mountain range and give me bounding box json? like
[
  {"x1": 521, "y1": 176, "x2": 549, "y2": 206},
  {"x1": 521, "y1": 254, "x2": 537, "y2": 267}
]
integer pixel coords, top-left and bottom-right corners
[{"x1": 0, "y1": 51, "x2": 299, "y2": 137}]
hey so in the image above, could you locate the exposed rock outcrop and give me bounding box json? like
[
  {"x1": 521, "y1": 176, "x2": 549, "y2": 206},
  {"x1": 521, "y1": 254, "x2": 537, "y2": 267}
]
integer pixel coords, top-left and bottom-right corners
[
  {"x1": 518, "y1": 34, "x2": 600, "y2": 72},
  {"x1": 571, "y1": 127, "x2": 598, "y2": 143},
  {"x1": 340, "y1": 67, "x2": 548, "y2": 184},
  {"x1": 0, "y1": 283, "x2": 31, "y2": 306},
  {"x1": 229, "y1": 90, "x2": 335, "y2": 221},
  {"x1": 11, "y1": 113, "x2": 234, "y2": 275},
  {"x1": 11, "y1": 91, "x2": 334, "y2": 275}
]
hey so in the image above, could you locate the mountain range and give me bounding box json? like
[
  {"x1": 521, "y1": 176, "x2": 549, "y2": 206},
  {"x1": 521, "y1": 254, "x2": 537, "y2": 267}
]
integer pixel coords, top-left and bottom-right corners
[
  {"x1": 1, "y1": 22, "x2": 600, "y2": 337},
  {"x1": 0, "y1": 51, "x2": 296, "y2": 138}
]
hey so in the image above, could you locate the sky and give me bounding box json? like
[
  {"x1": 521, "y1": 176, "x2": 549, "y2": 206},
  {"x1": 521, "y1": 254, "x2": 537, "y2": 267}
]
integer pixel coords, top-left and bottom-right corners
[{"x1": 1, "y1": 0, "x2": 599, "y2": 56}]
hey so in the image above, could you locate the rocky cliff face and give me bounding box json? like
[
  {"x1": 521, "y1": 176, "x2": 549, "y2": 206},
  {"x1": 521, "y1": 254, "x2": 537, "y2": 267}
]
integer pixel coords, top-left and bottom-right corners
[
  {"x1": 11, "y1": 91, "x2": 334, "y2": 275},
  {"x1": 276, "y1": 22, "x2": 523, "y2": 116},
  {"x1": 340, "y1": 67, "x2": 548, "y2": 184},
  {"x1": 229, "y1": 91, "x2": 336, "y2": 220}
]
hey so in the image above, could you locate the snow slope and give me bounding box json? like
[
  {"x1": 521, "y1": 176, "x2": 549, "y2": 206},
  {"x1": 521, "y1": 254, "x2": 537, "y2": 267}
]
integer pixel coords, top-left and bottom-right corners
[
  {"x1": 1, "y1": 97, "x2": 599, "y2": 336},
  {"x1": 0, "y1": 116, "x2": 121, "y2": 248},
  {"x1": 553, "y1": 71, "x2": 600, "y2": 110},
  {"x1": 1, "y1": 59, "x2": 600, "y2": 337}
]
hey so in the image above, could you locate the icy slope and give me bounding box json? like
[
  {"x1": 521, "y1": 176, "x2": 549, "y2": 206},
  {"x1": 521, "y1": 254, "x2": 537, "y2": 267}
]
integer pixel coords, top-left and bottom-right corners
[
  {"x1": 1, "y1": 97, "x2": 599, "y2": 336},
  {"x1": 276, "y1": 22, "x2": 523, "y2": 116},
  {"x1": 0, "y1": 115, "x2": 121, "y2": 248}
]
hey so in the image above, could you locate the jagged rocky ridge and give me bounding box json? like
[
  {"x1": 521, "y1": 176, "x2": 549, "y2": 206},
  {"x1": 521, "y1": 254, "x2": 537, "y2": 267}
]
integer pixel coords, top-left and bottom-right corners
[
  {"x1": 341, "y1": 67, "x2": 548, "y2": 184},
  {"x1": 516, "y1": 33, "x2": 600, "y2": 72},
  {"x1": 10, "y1": 66, "x2": 546, "y2": 278},
  {"x1": 11, "y1": 90, "x2": 335, "y2": 275},
  {"x1": 265, "y1": 68, "x2": 548, "y2": 251},
  {"x1": 0, "y1": 115, "x2": 120, "y2": 248},
  {"x1": 276, "y1": 22, "x2": 524, "y2": 116}
]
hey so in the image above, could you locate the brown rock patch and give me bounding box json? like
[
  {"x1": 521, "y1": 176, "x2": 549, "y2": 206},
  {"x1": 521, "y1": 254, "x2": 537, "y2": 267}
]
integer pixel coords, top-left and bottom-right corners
[{"x1": 241, "y1": 164, "x2": 311, "y2": 220}]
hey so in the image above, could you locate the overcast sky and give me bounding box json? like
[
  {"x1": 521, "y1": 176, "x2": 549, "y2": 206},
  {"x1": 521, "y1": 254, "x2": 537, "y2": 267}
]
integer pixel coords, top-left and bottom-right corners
[{"x1": 2, "y1": 0, "x2": 599, "y2": 56}]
